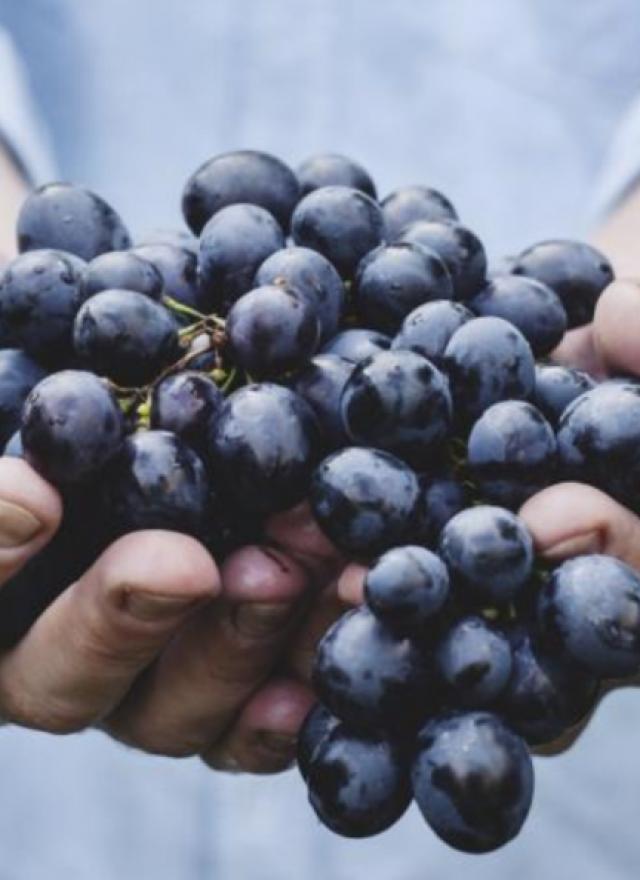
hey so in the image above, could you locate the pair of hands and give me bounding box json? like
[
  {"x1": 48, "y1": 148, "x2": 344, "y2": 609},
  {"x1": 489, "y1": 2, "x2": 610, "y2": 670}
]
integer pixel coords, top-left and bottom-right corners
[{"x1": 2, "y1": 278, "x2": 640, "y2": 773}]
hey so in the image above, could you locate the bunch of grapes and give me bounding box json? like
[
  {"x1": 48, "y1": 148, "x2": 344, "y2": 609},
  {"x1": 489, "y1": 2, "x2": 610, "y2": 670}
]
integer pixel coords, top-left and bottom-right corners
[{"x1": 1, "y1": 149, "x2": 640, "y2": 854}]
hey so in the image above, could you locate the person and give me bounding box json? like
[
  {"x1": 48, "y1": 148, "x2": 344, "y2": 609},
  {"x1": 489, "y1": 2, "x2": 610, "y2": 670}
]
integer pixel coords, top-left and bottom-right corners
[{"x1": 1, "y1": 2, "x2": 640, "y2": 877}]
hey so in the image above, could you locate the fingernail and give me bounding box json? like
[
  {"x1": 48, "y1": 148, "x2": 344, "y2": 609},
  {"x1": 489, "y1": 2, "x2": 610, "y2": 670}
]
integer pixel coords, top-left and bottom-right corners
[
  {"x1": 543, "y1": 530, "x2": 603, "y2": 560},
  {"x1": 233, "y1": 602, "x2": 296, "y2": 638},
  {"x1": 0, "y1": 499, "x2": 42, "y2": 548},
  {"x1": 125, "y1": 592, "x2": 200, "y2": 622},
  {"x1": 255, "y1": 730, "x2": 297, "y2": 757}
]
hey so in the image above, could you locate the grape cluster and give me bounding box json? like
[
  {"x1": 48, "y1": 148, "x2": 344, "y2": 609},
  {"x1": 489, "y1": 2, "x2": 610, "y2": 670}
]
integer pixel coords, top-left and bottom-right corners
[{"x1": 0, "y1": 151, "x2": 638, "y2": 854}]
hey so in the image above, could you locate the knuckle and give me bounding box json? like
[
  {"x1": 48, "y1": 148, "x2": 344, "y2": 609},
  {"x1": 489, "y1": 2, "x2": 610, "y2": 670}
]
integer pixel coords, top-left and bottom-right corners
[{"x1": 1, "y1": 683, "x2": 89, "y2": 734}]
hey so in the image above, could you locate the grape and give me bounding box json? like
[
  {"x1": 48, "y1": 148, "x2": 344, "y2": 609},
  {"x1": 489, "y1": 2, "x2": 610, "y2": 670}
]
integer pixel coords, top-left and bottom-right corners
[
  {"x1": 511, "y1": 239, "x2": 613, "y2": 328},
  {"x1": 227, "y1": 284, "x2": 321, "y2": 378},
  {"x1": 533, "y1": 364, "x2": 595, "y2": 426},
  {"x1": 296, "y1": 153, "x2": 377, "y2": 199},
  {"x1": 443, "y1": 317, "x2": 535, "y2": 425},
  {"x1": 413, "y1": 475, "x2": 468, "y2": 547},
  {"x1": 134, "y1": 227, "x2": 198, "y2": 253},
  {"x1": 470, "y1": 275, "x2": 567, "y2": 357},
  {"x1": 364, "y1": 546, "x2": 450, "y2": 633},
  {"x1": 198, "y1": 204, "x2": 284, "y2": 312},
  {"x1": 392, "y1": 300, "x2": 473, "y2": 365},
  {"x1": 209, "y1": 383, "x2": 322, "y2": 516},
  {"x1": 17, "y1": 183, "x2": 130, "y2": 261},
  {"x1": 467, "y1": 400, "x2": 557, "y2": 509},
  {"x1": 0, "y1": 249, "x2": 87, "y2": 365},
  {"x1": 297, "y1": 702, "x2": 340, "y2": 781},
  {"x1": 255, "y1": 246, "x2": 345, "y2": 343},
  {"x1": 398, "y1": 220, "x2": 487, "y2": 301},
  {"x1": 83, "y1": 251, "x2": 163, "y2": 300},
  {"x1": 310, "y1": 447, "x2": 420, "y2": 557},
  {"x1": 131, "y1": 243, "x2": 202, "y2": 308},
  {"x1": 182, "y1": 149, "x2": 299, "y2": 234},
  {"x1": 313, "y1": 606, "x2": 435, "y2": 730},
  {"x1": 538, "y1": 555, "x2": 640, "y2": 678},
  {"x1": 291, "y1": 354, "x2": 354, "y2": 448},
  {"x1": 436, "y1": 616, "x2": 512, "y2": 709},
  {"x1": 353, "y1": 242, "x2": 453, "y2": 333},
  {"x1": 291, "y1": 186, "x2": 385, "y2": 279},
  {"x1": 498, "y1": 626, "x2": 599, "y2": 746},
  {"x1": 73, "y1": 289, "x2": 180, "y2": 387},
  {"x1": 340, "y1": 349, "x2": 452, "y2": 465},
  {"x1": 21, "y1": 370, "x2": 125, "y2": 485},
  {"x1": 0, "y1": 349, "x2": 47, "y2": 448},
  {"x1": 150, "y1": 371, "x2": 223, "y2": 457},
  {"x1": 306, "y1": 725, "x2": 411, "y2": 838},
  {"x1": 412, "y1": 711, "x2": 534, "y2": 853},
  {"x1": 104, "y1": 430, "x2": 213, "y2": 540},
  {"x1": 381, "y1": 186, "x2": 458, "y2": 242},
  {"x1": 556, "y1": 382, "x2": 640, "y2": 509},
  {"x1": 439, "y1": 506, "x2": 534, "y2": 605},
  {"x1": 321, "y1": 328, "x2": 391, "y2": 363}
]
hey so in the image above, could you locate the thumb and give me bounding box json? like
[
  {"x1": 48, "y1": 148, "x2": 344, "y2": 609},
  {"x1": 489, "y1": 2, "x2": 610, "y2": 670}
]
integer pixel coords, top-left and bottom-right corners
[{"x1": 592, "y1": 279, "x2": 640, "y2": 378}]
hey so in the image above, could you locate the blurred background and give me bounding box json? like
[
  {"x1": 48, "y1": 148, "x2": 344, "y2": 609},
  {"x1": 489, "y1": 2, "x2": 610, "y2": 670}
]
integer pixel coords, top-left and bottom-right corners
[{"x1": 0, "y1": 1, "x2": 639, "y2": 878}]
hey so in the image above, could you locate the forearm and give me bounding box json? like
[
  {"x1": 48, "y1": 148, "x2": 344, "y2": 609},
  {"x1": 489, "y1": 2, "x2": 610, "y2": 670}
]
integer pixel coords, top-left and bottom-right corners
[
  {"x1": 0, "y1": 145, "x2": 29, "y2": 261},
  {"x1": 592, "y1": 182, "x2": 640, "y2": 277}
]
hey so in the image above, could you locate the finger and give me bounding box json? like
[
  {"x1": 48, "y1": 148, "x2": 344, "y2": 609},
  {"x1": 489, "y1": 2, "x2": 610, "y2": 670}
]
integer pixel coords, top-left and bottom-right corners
[
  {"x1": 106, "y1": 545, "x2": 312, "y2": 757},
  {"x1": 550, "y1": 324, "x2": 606, "y2": 379},
  {"x1": 336, "y1": 563, "x2": 368, "y2": 606},
  {"x1": 519, "y1": 481, "x2": 640, "y2": 569},
  {"x1": 203, "y1": 677, "x2": 315, "y2": 774},
  {"x1": 264, "y1": 501, "x2": 345, "y2": 584},
  {"x1": 592, "y1": 279, "x2": 640, "y2": 378},
  {"x1": 0, "y1": 458, "x2": 62, "y2": 585},
  {"x1": 287, "y1": 582, "x2": 346, "y2": 683},
  {"x1": 0, "y1": 531, "x2": 218, "y2": 733}
]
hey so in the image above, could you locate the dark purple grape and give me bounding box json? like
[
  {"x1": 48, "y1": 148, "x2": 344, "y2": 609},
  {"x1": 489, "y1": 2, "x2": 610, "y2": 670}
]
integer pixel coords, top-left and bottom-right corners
[
  {"x1": 131, "y1": 243, "x2": 202, "y2": 309},
  {"x1": 556, "y1": 382, "x2": 640, "y2": 510},
  {"x1": 17, "y1": 183, "x2": 130, "y2": 261},
  {"x1": 104, "y1": 430, "x2": 213, "y2": 539},
  {"x1": 182, "y1": 150, "x2": 299, "y2": 234},
  {"x1": 321, "y1": 328, "x2": 391, "y2": 364},
  {"x1": 381, "y1": 186, "x2": 458, "y2": 242},
  {"x1": 255, "y1": 246, "x2": 345, "y2": 342},
  {"x1": 392, "y1": 300, "x2": 473, "y2": 366},
  {"x1": 296, "y1": 153, "x2": 377, "y2": 199},
  {"x1": 439, "y1": 506, "x2": 534, "y2": 605},
  {"x1": 353, "y1": 242, "x2": 453, "y2": 333},
  {"x1": 413, "y1": 475, "x2": 468, "y2": 547},
  {"x1": 297, "y1": 703, "x2": 340, "y2": 782},
  {"x1": 291, "y1": 354, "x2": 354, "y2": 448},
  {"x1": 533, "y1": 365, "x2": 595, "y2": 426},
  {"x1": 291, "y1": 186, "x2": 385, "y2": 279},
  {"x1": 436, "y1": 617, "x2": 512, "y2": 709},
  {"x1": 150, "y1": 370, "x2": 223, "y2": 456},
  {"x1": 73, "y1": 289, "x2": 180, "y2": 386},
  {"x1": 470, "y1": 275, "x2": 567, "y2": 357},
  {"x1": 0, "y1": 349, "x2": 46, "y2": 448},
  {"x1": 226, "y1": 284, "x2": 321, "y2": 378},
  {"x1": 209, "y1": 383, "x2": 322, "y2": 516},
  {"x1": 412, "y1": 711, "x2": 534, "y2": 853},
  {"x1": 313, "y1": 606, "x2": 434, "y2": 730},
  {"x1": 310, "y1": 447, "x2": 420, "y2": 557},
  {"x1": 83, "y1": 251, "x2": 163, "y2": 300},
  {"x1": 364, "y1": 546, "x2": 450, "y2": 633},
  {"x1": 198, "y1": 204, "x2": 284, "y2": 312},
  {"x1": 538, "y1": 555, "x2": 640, "y2": 678},
  {"x1": 443, "y1": 317, "x2": 535, "y2": 425},
  {"x1": 0, "y1": 249, "x2": 87, "y2": 365},
  {"x1": 134, "y1": 228, "x2": 198, "y2": 253},
  {"x1": 306, "y1": 725, "x2": 411, "y2": 838},
  {"x1": 467, "y1": 400, "x2": 557, "y2": 509},
  {"x1": 21, "y1": 370, "x2": 125, "y2": 485},
  {"x1": 398, "y1": 220, "x2": 487, "y2": 300},
  {"x1": 498, "y1": 626, "x2": 599, "y2": 746},
  {"x1": 511, "y1": 239, "x2": 613, "y2": 328},
  {"x1": 340, "y1": 350, "x2": 452, "y2": 466}
]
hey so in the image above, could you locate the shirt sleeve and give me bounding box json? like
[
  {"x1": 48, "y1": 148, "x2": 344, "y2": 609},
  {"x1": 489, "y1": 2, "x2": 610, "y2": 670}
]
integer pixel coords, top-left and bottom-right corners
[
  {"x1": 0, "y1": 27, "x2": 56, "y2": 185},
  {"x1": 590, "y1": 92, "x2": 640, "y2": 221}
]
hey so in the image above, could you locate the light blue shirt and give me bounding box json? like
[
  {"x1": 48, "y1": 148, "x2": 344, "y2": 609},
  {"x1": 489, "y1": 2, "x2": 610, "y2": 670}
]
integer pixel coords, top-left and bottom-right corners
[{"x1": 1, "y1": 2, "x2": 640, "y2": 878}]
